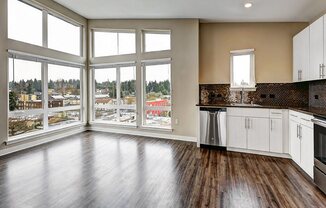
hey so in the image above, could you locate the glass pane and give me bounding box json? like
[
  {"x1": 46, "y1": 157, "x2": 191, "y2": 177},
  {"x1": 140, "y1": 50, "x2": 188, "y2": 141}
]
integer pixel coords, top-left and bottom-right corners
[
  {"x1": 118, "y1": 33, "x2": 136, "y2": 55},
  {"x1": 8, "y1": 0, "x2": 43, "y2": 46},
  {"x1": 95, "y1": 108, "x2": 118, "y2": 122},
  {"x1": 145, "y1": 110, "x2": 171, "y2": 128},
  {"x1": 94, "y1": 68, "x2": 117, "y2": 105},
  {"x1": 9, "y1": 58, "x2": 42, "y2": 111},
  {"x1": 93, "y1": 31, "x2": 135, "y2": 57},
  {"x1": 119, "y1": 109, "x2": 136, "y2": 124},
  {"x1": 48, "y1": 110, "x2": 80, "y2": 128},
  {"x1": 120, "y1": 66, "x2": 136, "y2": 105},
  {"x1": 8, "y1": 114, "x2": 43, "y2": 137},
  {"x1": 144, "y1": 32, "x2": 171, "y2": 52},
  {"x1": 232, "y1": 54, "x2": 251, "y2": 86},
  {"x1": 145, "y1": 64, "x2": 171, "y2": 107},
  {"x1": 94, "y1": 32, "x2": 118, "y2": 57},
  {"x1": 48, "y1": 14, "x2": 81, "y2": 55},
  {"x1": 48, "y1": 64, "x2": 80, "y2": 108}
]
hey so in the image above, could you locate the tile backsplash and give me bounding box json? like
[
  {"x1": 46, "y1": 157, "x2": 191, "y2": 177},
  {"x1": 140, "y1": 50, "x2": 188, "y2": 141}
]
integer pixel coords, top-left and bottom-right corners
[
  {"x1": 309, "y1": 80, "x2": 326, "y2": 108},
  {"x1": 199, "y1": 82, "x2": 321, "y2": 107}
]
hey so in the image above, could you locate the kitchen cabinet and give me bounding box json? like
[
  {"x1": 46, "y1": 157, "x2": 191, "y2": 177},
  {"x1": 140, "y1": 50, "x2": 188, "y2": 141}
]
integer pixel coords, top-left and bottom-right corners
[
  {"x1": 289, "y1": 111, "x2": 314, "y2": 178},
  {"x1": 227, "y1": 116, "x2": 247, "y2": 149},
  {"x1": 227, "y1": 108, "x2": 283, "y2": 154},
  {"x1": 247, "y1": 117, "x2": 270, "y2": 151},
  {"x1": 270, "y1": 118, "x2": 283, "y2": 153},
  {"x1": 293, "y1": 27, "x2": 310, "y2": 82},
  {"x1": 310, "y1": 16, "x2": 324, "y2": 80}
]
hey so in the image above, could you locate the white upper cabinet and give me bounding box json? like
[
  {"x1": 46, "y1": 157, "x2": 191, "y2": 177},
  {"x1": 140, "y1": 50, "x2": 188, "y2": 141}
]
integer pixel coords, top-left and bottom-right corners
[
  {"x1": 309, "y1": 16, "x2": 324, "y2": 80},
  {"x1": 293, "y1": 27, "x2": 310, "y2": 82}
]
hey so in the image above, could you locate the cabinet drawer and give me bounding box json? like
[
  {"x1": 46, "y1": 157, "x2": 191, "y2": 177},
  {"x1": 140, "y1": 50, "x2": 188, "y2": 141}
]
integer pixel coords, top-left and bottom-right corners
[
  {"x1": 289, "y1": 110, "x2": 313, "y2": 128},
  {"x1": 270, "y1": 109, "x2": 283, "y2": 119},
  {"x1": 227, "y1": 108, "x2": 269, "y2": 118}
]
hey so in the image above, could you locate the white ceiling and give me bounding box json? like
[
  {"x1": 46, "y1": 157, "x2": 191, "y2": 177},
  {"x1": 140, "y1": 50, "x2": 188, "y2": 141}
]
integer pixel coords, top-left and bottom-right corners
[{"x1": 53, "y1": 0, "x2": 326, "y2": 22}]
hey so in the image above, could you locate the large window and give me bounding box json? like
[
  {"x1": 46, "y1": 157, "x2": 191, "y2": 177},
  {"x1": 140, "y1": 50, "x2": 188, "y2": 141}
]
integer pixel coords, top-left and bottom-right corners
[
  {"x1": 230, "y1": 49, "x2": 255, "y2": 89},
  {"x1": 93, "y1": 31, "x2": 136, "y2": 57},
  {"x1": 143, "y1": 63, "x2": 171, "y2": 128},
  {"x1": 143, "y1": 30, "x2": 171, "y2": 52},
  {"x1": 8, "y1": 57, "x2": 82, "y2": 138},
  {"x1": 94, "y1": 65, "x2": 136, "y2": 125},
  {"x1": 8, "y1": 0, "x2": 82, "y2": 55},
  {"x1": 8, "y1": 0, "x2": 43, "y2": 46},
  {"x1": 48, "y1": 14, "x2": 81, "y2": 55}
]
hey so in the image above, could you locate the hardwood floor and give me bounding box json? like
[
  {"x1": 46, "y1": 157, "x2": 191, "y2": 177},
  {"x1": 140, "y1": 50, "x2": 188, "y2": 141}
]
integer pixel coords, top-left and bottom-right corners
[{"x1": 0, "y1": 131, "x2": 325, "y2": 208}]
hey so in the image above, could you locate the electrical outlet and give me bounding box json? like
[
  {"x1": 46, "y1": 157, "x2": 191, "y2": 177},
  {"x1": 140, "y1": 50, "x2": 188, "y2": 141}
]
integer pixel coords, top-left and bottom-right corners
[{"x1": 175, "y1": 119, "x2": 179, "y2": 125}]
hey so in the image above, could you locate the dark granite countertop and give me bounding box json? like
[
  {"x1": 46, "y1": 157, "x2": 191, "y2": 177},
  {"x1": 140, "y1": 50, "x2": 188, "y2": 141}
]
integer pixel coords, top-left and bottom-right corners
[{"x1": 196, "y1": 103, "x2": 326, "y2": 119}]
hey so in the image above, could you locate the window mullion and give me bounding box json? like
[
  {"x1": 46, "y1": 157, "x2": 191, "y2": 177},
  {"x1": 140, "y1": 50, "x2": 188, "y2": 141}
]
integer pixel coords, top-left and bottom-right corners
[
  {"x1": 43, "y1": 63, "x2": 49, "y2": 130},
  {"x1": 42, "y1": 10, "x2": 48, "y2": 48},
  {"x1": 116, "y1": 67, "x2": 121, "y2": 122}
]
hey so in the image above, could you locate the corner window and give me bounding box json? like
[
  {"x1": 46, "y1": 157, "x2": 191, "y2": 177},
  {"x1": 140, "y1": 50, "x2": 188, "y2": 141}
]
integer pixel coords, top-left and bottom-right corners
[
  {"x1": 143, "y1": 30, "x2": 171, "y2": 52},
  {"x1": 142, "y1": 62, "x2": 171, "y2": 128},
  {"x1": 230, "y1": 49, "x2": 255, "y2": 89},
  {"x1": 93, "y1": 30, "x2": 136, "y2": 57},
  {"x1": 94, "y1": 65, "x2": 136, "y2": 125},
  {"x1": 48, "y1": 14, "x2": 81, "y2": 56},
  {"x1": 8, "y1": 0, "x2": 43, "y2": 46}
]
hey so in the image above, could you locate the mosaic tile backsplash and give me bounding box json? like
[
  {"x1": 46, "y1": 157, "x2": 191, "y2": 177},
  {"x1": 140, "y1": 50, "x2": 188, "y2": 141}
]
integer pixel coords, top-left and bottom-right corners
[{"x1": 200, "y1": 81, "x2": 326, "y2": 108}]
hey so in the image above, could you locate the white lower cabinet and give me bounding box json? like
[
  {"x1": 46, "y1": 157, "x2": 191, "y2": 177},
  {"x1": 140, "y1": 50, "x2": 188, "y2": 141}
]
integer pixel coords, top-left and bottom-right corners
[
  {"x1": 270, "y1": 118, "x2": 283, "y2": 153},
  {"x1": 289, "y1": 110, "x2": 314, "y2": 178},
  {"x1": 227, "y1": 116, "x2": 247, "y2": 149},
  {"x1": 227, "y1": 108, "x2": 283, "y2": 154},
  {"x1": 247, "y1": 118, "x2": 270, "y2": 152}
]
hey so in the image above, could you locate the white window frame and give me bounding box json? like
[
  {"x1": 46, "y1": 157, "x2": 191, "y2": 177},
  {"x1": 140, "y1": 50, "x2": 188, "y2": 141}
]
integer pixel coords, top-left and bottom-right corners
[
  {"x1": 92, "y1": 62, "x2": 137, "y2": 126},
  {"x1": 92, "y1": 29, "x2": 136, "y2": 58},
  {"x1": 230, "y1": 49, "x2": 256, "y2": 90},
  {"x1": 8, "y1": 0, "x2": 83, "y2": 56},
  {"x1": 142, "y1": 29, "x2": 171, "y2": 53},
  {"x1": 141, "y1": 59, "x2": 172, "y2": 129},
  {"x1": 8, "y1": 52, "x2": 84, "y2": 140}
]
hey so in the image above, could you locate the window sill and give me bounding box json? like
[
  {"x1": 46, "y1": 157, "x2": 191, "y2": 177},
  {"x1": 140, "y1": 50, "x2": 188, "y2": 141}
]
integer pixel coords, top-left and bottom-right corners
[
  {"x1": 6, "y1": 122, "x2": 85, "y2": 145},
  {"x1": 89, "y1": 121, "x2": 137, "y2": 128},
  {"x1": 140, "y1": 125, "x2": 173, "y2": 132}
]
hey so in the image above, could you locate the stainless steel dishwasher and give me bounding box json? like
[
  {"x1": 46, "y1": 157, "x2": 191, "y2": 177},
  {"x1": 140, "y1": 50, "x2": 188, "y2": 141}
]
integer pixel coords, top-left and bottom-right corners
[{"x1": 200, "y1": 107, "x2": 227, "y2": 149}]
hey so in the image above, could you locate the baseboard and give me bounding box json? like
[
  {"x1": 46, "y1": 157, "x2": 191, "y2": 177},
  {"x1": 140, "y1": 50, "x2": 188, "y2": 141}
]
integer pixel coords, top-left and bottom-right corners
[
  {"x1": 87, "y1": 125, "x2": 197, "y2": 143},
  {"x1": 227, "y1": 147, "x2": 291, "y2": 159},
  {"x1": 0, "y1": 125, "x2": 86, "y2": 157}
]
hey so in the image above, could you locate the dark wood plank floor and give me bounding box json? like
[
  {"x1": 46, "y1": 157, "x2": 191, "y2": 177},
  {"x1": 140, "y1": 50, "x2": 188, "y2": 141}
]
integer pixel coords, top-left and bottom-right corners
[{"x1": 0, "y1": 131, "x2": 325, "y2": 208}]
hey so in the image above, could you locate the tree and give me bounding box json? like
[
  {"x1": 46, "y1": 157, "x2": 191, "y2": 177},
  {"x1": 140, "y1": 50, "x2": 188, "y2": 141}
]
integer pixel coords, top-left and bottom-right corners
[{"x1": 9, "y1": 91, "x2": 18, "y2": 111}]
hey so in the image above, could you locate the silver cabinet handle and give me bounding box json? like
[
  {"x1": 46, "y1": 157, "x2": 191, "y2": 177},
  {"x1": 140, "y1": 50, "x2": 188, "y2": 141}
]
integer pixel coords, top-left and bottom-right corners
[
  {"x1": 298, "y1": 70, "x2": 302, "y2": 81},
  {"x1": 300, "y1": 125, "x2": 302, "y2": 139},
  {"x1": 270, "y1": 119, "x2": 273, "y2": 131},
  {"x1": 322, "y1": 64, "x2": 325, "y2": 78},
  {"x1": 296, "y1": 124, "x2": 299, "y2": 138}
]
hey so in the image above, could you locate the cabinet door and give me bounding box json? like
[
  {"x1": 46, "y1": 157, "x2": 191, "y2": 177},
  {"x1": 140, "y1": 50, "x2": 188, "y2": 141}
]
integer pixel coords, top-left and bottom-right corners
[
  {"x1": 247, "y1": 117, "x2": 270, "y2": 152},
  {"x1": 270, "y1": 118, "x2": 283, "y2": 153},
  {"x1": 300, "y1": 125, "x2": 314, "y2": 178},
  {"x1": 310, "y1": 16, "x2": 324, "y2": 80},
  {"x1": 293, "y1": 27, "x2": 310, "y2": 82},
  {"x1": 290, "y1": 120, "x2": 301, "y2": 165},
  {"x1": 227, "y1": 116, "x2": 247, "y2": 149}
]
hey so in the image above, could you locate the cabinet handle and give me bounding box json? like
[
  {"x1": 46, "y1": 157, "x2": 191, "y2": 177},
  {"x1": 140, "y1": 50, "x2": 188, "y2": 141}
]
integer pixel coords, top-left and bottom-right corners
[
  {"x1": 245, "y1": 118, "x2": 247, "y2": 129},
  {"x1": 271, "y1": 119, "x2": 273, "y2": 131},
  {"x1": 296, "y1": 124, "x2": 299, "y2": 138},
  {"x1": 298, "y1": 70, "x2": 302, "y2": 81},
  {"x1": 299, "y1": 125, "x2": 302, "y2": 139},
  {"x1": 322, "y1": 64, "x2": 325, "y2": 78}
]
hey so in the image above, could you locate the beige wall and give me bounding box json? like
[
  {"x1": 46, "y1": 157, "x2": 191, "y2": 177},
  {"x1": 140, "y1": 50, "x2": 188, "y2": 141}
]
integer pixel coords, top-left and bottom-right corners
[
  {"x1": 88, "y1": 19, "x2": 199, "y2": 138},
  {"x1": 199, "y1": 22, "x2": 308, "y2": 84}
]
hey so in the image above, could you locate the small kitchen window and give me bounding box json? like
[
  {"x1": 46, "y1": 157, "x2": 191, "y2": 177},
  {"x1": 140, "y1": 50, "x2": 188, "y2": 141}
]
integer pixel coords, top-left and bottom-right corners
[{"x1": 230, "y1": 49, "x2": 256, "y2": 89}]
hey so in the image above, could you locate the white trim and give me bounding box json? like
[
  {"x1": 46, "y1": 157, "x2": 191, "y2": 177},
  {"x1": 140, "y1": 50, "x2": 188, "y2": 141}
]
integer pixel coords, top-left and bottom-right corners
[
  {"x1": 227, "y1": 147, "x2": 291, "y2": 159},
  {"x1": 87, "y1": 124, "x2": 196, "y2": 143},
  {"x1": 141, "y1": 58, "x2": 172, "y2": 66},
  {"x1": 48, "y1": 106, "x2": 81, "y2": 112},
  {"x1": 230, "y1": 49, "x2": 255, "y2": 54},
  {"x1": 2, "y1": 125, "x2": 86, "y2": 156},
  {"x1": 94, "y1": 104, "x2": 136, "y2": 110},
  {"x1": 90, "y1": 61, "x2": 136, "y2": 69}
]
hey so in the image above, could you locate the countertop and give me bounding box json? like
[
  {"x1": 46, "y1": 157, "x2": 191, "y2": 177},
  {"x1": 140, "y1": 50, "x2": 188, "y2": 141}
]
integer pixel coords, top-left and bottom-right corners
[{"x1": 196, "y1": 103, "x2": 326, "y2": 119}]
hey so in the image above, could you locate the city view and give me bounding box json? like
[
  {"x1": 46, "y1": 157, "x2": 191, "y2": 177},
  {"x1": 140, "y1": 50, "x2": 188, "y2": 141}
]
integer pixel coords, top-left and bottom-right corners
[{"x1": 9, "y1": 60, "x2": 81, "y2": 137}]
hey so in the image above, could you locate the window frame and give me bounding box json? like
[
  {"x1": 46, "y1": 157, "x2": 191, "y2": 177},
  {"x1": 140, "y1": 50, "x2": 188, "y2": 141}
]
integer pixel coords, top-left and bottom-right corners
[
  {"x1": 230, "y1": 49, "x2": 256, "y2": 90},
  {"x1": 92, "y1": 63, "x2": 137, "y2": 126},
  {"x1": 8, "y1": 0, "x2": 83, "y2": 56},
  {"x1": 141, "y1": 59, "x2": 172, "y2": 129},
  {"x1": 7, "y1": 53, "x2": 84, "y2": 140},
  {"x1": 92, "y1": 29, "x2": 137, "y2": 58},
  {"x1": 142, "y1": 29, "x2": 172, "y2": 53}
]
